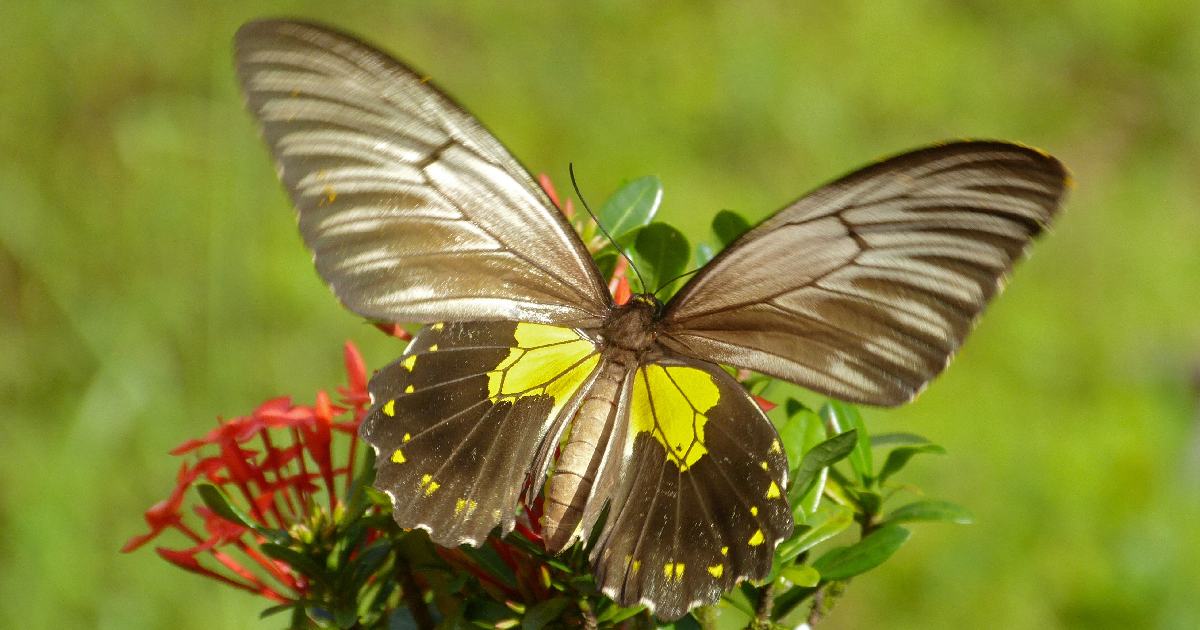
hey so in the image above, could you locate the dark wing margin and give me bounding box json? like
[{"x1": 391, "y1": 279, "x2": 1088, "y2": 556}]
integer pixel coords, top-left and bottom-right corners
[
  {"x1": 234, "y1": 20, "x2": 610, "y2": 327},
  {"x1": 361, "y1": 321, "x2": 600, "y2": 546},
  {"x1": 661, "y1": 141, "x2": 1068, "y2": 406},
  {"x1": 591, "y1": 357, "x2": 791, "y2": 620}
]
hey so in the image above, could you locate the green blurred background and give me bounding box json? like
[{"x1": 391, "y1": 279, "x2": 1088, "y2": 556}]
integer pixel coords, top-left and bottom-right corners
[{"x1": 3, "y1": 1, "x2": 1198, "y2": 628}]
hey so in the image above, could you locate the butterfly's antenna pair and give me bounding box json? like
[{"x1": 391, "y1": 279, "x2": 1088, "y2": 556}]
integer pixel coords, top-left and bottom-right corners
[{"x1": 568, "y1": 163, "x2": 649, "y2": 295}]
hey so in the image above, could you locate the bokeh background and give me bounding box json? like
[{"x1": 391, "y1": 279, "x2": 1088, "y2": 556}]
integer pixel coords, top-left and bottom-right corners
[{"x1": 3, "y1": 1, "x2": 1198, "y2": 628}]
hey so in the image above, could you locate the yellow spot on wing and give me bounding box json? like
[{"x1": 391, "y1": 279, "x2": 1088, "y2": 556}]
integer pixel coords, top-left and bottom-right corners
[
  {"x1": 429, "y1": 343, "x2": 438, "y2": 352},
  {"x1": 402, "y1": 432, "x2": 411, "y2": 443},
  {"x1": 631, "y1": 559, "x2": 641, "y2": 574},
  {"x1": 760, "y1": 461, "x2": 769, "y2": 471},
  {"x1": 402, "y1": 355, "x2": 417, "y2": 371},
  {"x1": 390, "y1": 449, "x2": 406, "y2": 464},
  {"x1": 454, "y1": 498, "x2": 477, "y2": 517},
  {"x1": 766, "y1": 481, "x2": 781, "y2": 499},
  {"x1": 419, "y1": 473, "x2": 439, "y2": 496},
  {"x1": 629, "y1": 364, "x2": 720, "y2": 470},
  {"x1": 431, "y1": 322, "x2": 444, "y2": 332},
  {"x1": 720, "y1": 546, "x2": 728, "y2": 555},
  {"x1": 663, "y1": 562, "x2": 685, "y2": 581},
  {"x1": 404, "y1": 385, "x2": 414, "y2": 394},
  {"x1": 707, "y1": 564, "x2": 724, "y2": 578},
  {"x1": 750, "y1": 506, "x2": 759, "y2": 516},
  {"x1": 749, "y1": 529, "x2": 765, "y2": 546},
  {"x1": 382, "y1": 400, "x2": 395, "y2": 417},
  {"x1": 769, "y1": 439, "x2": 782, "y2": 454}
]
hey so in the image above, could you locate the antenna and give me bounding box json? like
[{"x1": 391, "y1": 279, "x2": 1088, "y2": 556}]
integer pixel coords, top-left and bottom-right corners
[
  {"x1": 653, "y1": 266, "x2": 703, "y2": 297},
  {"x1": 568, "y1": 163, "x2": 648, "y2": 294}
]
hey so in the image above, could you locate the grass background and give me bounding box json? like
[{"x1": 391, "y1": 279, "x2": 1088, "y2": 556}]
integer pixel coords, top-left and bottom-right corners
[{"x1": 2, "y1": 1, "x2": 1198, "y2": 628}]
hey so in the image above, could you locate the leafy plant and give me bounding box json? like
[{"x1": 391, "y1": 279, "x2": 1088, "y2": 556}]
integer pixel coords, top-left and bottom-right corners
[{"x1": 125, "y1": 176, "x2": 969, "y2": 628}]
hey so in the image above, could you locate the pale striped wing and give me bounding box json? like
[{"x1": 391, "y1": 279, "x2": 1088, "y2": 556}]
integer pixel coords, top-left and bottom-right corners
[
  {"x1": 661, "y1": 142, "x2": 1068, "y2": 406},
  {"x1": 235, "y1": 20, "x2": 610, "y2": 327}
]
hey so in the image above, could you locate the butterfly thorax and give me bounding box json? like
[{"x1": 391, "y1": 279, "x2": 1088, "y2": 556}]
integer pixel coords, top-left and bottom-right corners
[{"x1": 597, "y1": 293, "x2": 662, "y2": 354}]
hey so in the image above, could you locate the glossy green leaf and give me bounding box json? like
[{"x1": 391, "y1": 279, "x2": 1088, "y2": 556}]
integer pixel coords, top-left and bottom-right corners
[
  {"x1": 261, "y1": 543, "x2": 329, "y2": 585},
  {"x1": 885, "y1": 500, "x2": 974, "y2": 525},
  {"x1": 775, "y1": 503, "x2": 854, "y2": 565},
  {"x1": 821, "y1": 401, "x2": 873, "y2": 486},
  {"x1": 870, "y1": 432, "x2": 933, "y2": 447},
  {"x1": 877, "y1": 443, "x2": 947, "y2": 486},
  {"x1": 598, "y1": 176, "x2": 662, "y2": 241},
  {"x1": 632, "y1": 222, "x2": 689, "y2": 294},
  {"x1": 711, "y1": 209, "x2": 751, "y2": 247},
  {"x1": 812, "y1": 525, "x2": 911, "y2": 581},
  {"x1": 781, "y1": 565, "x2": 821, "y2": 588},
  {"x1": 458, "y1": 545, "x2": 518, "y2": 589},
  {"x1": 521, "y1": 597, "x2": 570, "y2": 630},
  {"x1": 788, "y1": 430, "x2": 858, "y2": 507},
  {"x1": 196, "y1": 484, "x2": 286, "y2": 542}
]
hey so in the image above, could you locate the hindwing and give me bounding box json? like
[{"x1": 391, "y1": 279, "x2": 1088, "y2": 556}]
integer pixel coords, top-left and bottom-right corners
[
  {"x1": 591, "y1": 357, "x2": 792, "y2": 619},
  {"x1": 361, "y1": 321, "x2": 600, "y2": 545}
]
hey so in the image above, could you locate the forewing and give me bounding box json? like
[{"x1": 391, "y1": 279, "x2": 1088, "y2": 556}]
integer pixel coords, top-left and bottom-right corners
[
  {"x1": 361, "y1": 321, "x2": 600, "y2": 546},
  {"x1": 591, "y1": 357, "x2": 791, "y2": 620},
  {"x1": 662, "y1": 141, "x2": 1068, "y2": 406},
  {"x1": 235, "y1": 20, "x2": 610, "y2": 326}
]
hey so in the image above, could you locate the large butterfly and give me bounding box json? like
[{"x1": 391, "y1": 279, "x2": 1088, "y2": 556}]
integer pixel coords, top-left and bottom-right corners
[{"x1": 235, "y1": 20, "x2": 1067, "y2": 619}]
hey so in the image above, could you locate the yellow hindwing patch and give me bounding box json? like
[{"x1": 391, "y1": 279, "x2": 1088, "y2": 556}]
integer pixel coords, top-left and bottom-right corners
[
  {"x1": 630, "y1": 364, "x2": 720, "y2": 470},
  {"x1": 486, "y1": 323, "x2": 598, "y2": 415}
]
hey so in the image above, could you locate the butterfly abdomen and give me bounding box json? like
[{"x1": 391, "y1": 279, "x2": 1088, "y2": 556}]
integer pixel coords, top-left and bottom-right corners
[{"x1": 542, "y1": 354, "x2": 633, "y2": 552}]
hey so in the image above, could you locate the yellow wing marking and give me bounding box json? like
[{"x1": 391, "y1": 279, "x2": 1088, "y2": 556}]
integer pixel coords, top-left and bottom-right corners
[
  {"x1": 750, "y1": 506, "x2": 759, "y2": 516},
  {"x1": 630, "y1": 364, "x2": 720, "y2": 470},
  {"x1": 707, "y1": 564, "x2": 724, "y2": 578},
  {"x1": 382, "y1": 400, "x2": 396, "y2": 417},
  {"x1": 402, "y1": 355, "x2": 417, "y2": 371},
  {"x1": 663, "y1": 562, "x2": 685, "y2": 581},
  {"x1": 454, "y1": 498, "x2": 478, "y2": 517},
  {"x1": 748, "y1": 529, "x2": 765, "y2": 546},
  {"x1": 766, "y1": 480, "x2": 782, "y2": 499},
  {"x1": 419, "y1": 474, "x2": 440, "y2": 496},
  {"x1": 390, "y1": 449, "x2": 406, "y2": 464},
  {"x1": 486, "y1": 323, "x2": 598, "y2": 416},
  {"x1": 404, "y1": 385, "x2": 414, "y2": 394}
]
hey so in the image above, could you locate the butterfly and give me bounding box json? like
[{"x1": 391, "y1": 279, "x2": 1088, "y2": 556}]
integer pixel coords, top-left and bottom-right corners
[{"x1": 234, "y1": 19, "x2": 1068, "y2": 619}]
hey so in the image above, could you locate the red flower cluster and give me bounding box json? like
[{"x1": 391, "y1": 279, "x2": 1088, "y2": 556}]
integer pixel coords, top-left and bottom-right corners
[{"x1": 122, "y1": 343, "x2": 372, "y2": 603}]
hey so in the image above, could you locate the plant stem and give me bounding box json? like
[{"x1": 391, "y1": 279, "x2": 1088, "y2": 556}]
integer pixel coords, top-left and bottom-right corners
[
  {"x1": 395, "y1": 556, "x2": 435, "y2": 630},
  {"x1": 754, "y1": 583, "x2": 775, "y2": 627}
]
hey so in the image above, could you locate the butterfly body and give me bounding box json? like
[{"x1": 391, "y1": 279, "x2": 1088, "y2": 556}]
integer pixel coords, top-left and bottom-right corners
[{"x1": 235, "y1": 19, "x2": 1068, "y2": 619}]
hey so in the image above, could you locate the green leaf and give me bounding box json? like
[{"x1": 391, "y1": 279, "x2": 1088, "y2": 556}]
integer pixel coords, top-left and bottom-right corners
[
  {"x1": 260, "y1": 543, "x2": 329, "y2": 585},
  {"x1": 775, "y1": 503, "x2": 854, "y2": 564},
  {"x1": 598, "y1": 176, "x2": 662, "y2": 241},
  {"x1": 820, "y1": 402, "x2": 872, "y2": 486},
  {"x1": 196, "y1": 484, "x2": 255, "y2": 529},
  {"x1": 593, "y1": 250, "x2": 618, "y2": 280},
  {"x1": 885, "y1": 500, "x2": 974, "y2": 525},
  {"x1": 711, "y1": 210, "x2": 751, "y2": 247},
  {"x1": 870, "y1": 432, "x2": 933, "y2": 447},
  {"x1": 812, "y1": 525, "x2": 911, "y2": 581},
  {"x1": 521, "y1": 597, "x2": 570, "y2": 630},
  {"x1": 876, "y1": 443, "x2": 947, "y2": 486},
  {"x1": 781, "y1": 565, "x2": 821, "y2": 588},
  {"x1": 458, "y1": 544, "x2": 518, "y2": 589},
  {"x1": 631, "y1": 222, "x2": 689, "y2": 294},
  {"x1": 787, "y1": 430, "x2": 858, "y2": 507},
  {"x1": 721, "y1": 584, "x2": 757, "y2": 617}
]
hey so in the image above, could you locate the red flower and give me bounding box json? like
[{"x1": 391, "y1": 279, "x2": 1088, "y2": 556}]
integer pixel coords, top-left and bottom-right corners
[{"x1": 123, "y1": 342, "x2": 372, "y2": 603}]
